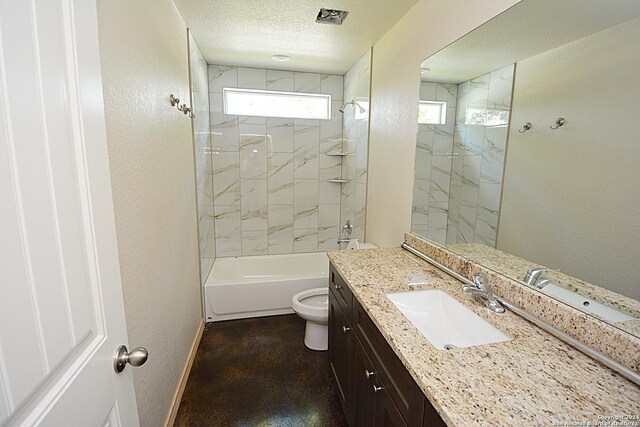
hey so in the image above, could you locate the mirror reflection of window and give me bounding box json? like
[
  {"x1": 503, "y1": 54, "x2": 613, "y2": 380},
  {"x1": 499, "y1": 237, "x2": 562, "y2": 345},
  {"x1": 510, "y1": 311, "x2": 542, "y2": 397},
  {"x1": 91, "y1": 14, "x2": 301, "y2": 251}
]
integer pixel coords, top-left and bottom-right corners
[
  {"x1": 417, "y1": 100, "x2": 446, "y2": 125},
  {"x1": 465, "y1": 107, "x2": 509, "y2": 127}
]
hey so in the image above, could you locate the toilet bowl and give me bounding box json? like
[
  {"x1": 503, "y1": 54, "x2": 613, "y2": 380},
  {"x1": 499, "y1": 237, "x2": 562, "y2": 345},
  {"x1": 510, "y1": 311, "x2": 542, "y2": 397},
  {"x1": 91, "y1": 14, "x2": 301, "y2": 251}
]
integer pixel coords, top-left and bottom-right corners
[{"x1": 292, "y1": 287, "x2": 329, "y2": 351}]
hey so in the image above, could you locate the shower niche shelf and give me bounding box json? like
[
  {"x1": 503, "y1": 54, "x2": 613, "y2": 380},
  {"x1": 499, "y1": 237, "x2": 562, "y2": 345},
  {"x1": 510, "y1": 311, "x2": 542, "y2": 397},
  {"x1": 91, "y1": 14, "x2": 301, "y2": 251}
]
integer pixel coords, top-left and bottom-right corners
[
  {"x1": 326, "y1": 151, "x2": 348, "y2": 156},
  {"x1": 325, "y1": 179, "x2": 348, "y2": 184}
]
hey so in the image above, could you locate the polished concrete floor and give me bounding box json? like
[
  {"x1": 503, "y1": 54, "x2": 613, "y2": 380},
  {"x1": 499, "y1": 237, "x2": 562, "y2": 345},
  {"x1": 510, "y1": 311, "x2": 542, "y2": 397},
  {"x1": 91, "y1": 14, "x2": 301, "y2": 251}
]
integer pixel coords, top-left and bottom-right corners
[{"x1": 174, "y1": 315, "x2": 348, "y2": 427}]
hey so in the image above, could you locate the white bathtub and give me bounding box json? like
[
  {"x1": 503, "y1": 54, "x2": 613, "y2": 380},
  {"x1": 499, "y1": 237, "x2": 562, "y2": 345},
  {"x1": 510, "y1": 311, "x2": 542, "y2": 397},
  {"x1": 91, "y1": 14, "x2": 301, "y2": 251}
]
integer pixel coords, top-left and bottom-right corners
[{"x1": 204, "y1": 252, "x2": 329, "y2": 322}]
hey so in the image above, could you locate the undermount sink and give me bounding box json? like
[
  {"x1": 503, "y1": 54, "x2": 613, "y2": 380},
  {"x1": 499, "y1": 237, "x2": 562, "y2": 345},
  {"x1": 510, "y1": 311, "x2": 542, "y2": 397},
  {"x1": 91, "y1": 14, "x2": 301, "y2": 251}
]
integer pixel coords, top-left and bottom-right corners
[
  {"x1": 386, "y1": 289, "x2": 511, "y2": 350},
  {"x1": 539, "y1": 283, "x2": 634, "y2": 323}
]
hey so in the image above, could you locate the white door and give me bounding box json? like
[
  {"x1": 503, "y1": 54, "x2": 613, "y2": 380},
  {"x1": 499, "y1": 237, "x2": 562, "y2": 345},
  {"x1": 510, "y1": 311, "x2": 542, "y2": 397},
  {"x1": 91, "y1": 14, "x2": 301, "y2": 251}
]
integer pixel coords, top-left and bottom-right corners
[{"x1": 0, "y1": 0, "x2": 140, "y2": 426}]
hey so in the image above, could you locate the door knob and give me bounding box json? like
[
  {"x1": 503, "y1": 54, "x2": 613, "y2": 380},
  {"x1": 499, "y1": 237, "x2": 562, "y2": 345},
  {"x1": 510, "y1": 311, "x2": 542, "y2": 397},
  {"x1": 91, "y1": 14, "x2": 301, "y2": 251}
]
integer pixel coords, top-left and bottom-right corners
[{"x1": 113, "y1": 345, "x2": 149, "y2": 373}]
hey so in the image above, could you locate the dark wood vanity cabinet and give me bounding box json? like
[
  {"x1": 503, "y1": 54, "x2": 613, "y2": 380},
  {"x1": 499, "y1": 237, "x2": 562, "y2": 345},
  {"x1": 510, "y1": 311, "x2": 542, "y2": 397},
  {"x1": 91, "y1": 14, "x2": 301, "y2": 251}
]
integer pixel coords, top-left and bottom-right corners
[{"x1": 328, "y1": 263, "x2": 446, "y2": 427}]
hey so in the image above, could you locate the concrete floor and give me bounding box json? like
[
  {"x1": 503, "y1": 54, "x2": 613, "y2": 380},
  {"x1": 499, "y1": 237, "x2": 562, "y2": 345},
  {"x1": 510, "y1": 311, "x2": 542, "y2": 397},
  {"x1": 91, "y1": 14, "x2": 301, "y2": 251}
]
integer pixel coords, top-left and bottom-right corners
[{"x1": 174, "y1": 315, "x2": 348, "y2": 427}]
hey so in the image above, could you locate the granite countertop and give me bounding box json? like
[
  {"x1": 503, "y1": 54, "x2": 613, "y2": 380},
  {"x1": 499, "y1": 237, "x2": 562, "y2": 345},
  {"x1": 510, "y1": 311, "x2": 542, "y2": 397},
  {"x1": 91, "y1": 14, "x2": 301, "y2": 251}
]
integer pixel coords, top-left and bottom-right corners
[{"x1": 327, "y1": 247, "x2": 640, "y2": 427}]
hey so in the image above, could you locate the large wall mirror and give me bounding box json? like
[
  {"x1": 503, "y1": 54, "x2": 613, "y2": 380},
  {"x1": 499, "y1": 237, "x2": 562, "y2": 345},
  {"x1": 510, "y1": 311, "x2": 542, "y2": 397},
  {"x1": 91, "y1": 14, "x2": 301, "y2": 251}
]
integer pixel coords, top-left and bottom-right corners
[{"x1": 410, "y1": 0, "x2": 640, "y2": 338}]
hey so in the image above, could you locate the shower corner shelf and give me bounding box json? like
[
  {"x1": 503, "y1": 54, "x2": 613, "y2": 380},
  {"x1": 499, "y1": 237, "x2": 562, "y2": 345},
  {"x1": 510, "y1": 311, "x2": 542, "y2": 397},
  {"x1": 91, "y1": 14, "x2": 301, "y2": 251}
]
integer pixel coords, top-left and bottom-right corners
[
  {"x1": 326, "y1": 151, "x2": 348, "y2": 156},
  {"x1": 325, "y1": 179, "x2": 348, "y2": 184}
]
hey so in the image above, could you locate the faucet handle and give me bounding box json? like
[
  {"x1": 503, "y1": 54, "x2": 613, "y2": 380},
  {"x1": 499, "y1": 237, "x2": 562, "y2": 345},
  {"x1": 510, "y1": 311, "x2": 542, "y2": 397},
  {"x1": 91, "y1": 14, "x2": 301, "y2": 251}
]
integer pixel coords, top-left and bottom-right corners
[
  {"x1": 523, "y1": 267, "x2": 559, "y2": 286},
  {"x1": 472, "y1": 272, "x2": 487, "y2": 289},
  {"x1": 473, "y1": 272, "x2": 496, "y2": 299},
  {"x1": 342, "y1": 219, "x2": 353, "y2": 236},
  {"x1": 535, "y1": 278, "x2": 552, "y2": 289}
]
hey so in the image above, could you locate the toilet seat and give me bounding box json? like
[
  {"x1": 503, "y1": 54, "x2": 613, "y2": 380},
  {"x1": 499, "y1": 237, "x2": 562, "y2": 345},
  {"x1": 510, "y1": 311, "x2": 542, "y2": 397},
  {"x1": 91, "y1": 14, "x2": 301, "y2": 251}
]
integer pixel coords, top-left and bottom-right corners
[{"x1": 292, "y1": 288, "x2": 328, "y2": 323}]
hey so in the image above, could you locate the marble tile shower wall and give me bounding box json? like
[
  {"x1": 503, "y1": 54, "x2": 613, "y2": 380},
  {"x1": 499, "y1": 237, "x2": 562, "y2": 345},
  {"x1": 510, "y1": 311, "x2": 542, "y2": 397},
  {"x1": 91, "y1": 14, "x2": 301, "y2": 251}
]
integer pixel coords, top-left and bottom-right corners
[
  {"x1": 208, "y1": 65, "x2": 344, "y2": 256},
  {"x1": 411, "y1": 82, "x2": 458, "y2": 244},
  {"x1": 188, "y1": 33, "x2": 215, "y2": 283},
  {"x1": 340, "y1": 49, "x2": 371, "y2": 244},
  {"x1": 447, "y1": 64, "x2": 514, "y2": 247}
]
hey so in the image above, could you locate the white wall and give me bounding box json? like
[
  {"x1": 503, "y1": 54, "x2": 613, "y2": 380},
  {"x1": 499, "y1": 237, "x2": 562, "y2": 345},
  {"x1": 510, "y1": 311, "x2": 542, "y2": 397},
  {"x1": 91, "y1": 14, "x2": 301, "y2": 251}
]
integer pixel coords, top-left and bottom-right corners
[
  {"x1": 97, "y1": 1, "x2": 202, "y2": 426},
  {"x1": 498, "y1": 18, "x2": 640, "y2": 300},
  {"x1": 366, "y1": 0, "x2": 520, "y2": 247}
]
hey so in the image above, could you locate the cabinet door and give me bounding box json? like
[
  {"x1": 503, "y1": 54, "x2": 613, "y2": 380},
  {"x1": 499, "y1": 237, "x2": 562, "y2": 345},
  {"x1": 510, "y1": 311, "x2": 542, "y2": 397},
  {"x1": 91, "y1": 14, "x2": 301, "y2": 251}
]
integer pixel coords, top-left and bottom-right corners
[
  {"x1": 329, "y1": 289, "x2": 353, "y2": 423},
  {"x1": 353, "y1": 337, "x2": 377, "y2": 427},
  {"x1": 353, "y1": 298, "x2": 426, "y2": 426},
  {"x1": 374, "y1": 384, "x2": 408, "y2": 427},
  {"x1": 422, "y1": 399, "x2": 447, "y2": 427},
  {"x1": 330, "y1": 264, "x2": 353, "y2": 314}
]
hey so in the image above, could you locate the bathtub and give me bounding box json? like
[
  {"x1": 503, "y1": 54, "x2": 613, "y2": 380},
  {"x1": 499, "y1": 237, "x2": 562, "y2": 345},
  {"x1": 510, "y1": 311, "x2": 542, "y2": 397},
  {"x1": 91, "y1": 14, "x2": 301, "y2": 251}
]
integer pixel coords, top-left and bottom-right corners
[{"x1": 204, "y1": 252, "x2": 329, "y2": 322}]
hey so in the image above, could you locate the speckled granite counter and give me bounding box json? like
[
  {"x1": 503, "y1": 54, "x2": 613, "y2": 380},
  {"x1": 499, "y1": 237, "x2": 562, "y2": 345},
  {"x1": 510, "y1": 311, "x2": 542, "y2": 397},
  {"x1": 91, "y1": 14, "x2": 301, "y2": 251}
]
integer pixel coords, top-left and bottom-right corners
[{"x1": 327, "y1": 248, "x2": 640, "y2": 427}]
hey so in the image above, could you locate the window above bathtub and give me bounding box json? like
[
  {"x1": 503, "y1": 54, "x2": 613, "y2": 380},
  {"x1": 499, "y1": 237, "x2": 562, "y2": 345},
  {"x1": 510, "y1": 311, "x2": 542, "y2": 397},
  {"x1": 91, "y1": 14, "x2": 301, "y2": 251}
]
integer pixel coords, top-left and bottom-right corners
[{"x1": 223, "y1": 88, "x2": 332, "y2": 120}]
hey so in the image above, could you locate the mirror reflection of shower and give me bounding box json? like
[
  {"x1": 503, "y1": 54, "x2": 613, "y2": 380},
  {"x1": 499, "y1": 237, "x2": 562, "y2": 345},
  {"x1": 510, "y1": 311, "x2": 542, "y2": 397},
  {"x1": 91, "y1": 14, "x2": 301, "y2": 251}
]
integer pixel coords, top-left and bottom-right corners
[{"x1": 339, "y1": 99, "x2": 366, "y2": 114}]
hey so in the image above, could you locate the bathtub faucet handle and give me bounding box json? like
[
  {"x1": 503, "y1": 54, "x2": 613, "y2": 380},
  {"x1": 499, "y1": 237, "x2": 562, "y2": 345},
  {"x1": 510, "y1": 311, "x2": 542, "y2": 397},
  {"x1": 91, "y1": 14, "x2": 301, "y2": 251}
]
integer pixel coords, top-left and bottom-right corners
[{"x1": 342, "y1": 220, "x2": 353, "y2": 236}]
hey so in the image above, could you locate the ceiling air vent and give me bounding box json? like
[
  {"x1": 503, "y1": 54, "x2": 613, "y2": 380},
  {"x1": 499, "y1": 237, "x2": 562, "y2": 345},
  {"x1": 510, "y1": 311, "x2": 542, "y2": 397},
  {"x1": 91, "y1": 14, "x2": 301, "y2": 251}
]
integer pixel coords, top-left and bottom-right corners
[{"x1": 316, "y1": 8, "x2": 349, "y2": 25}]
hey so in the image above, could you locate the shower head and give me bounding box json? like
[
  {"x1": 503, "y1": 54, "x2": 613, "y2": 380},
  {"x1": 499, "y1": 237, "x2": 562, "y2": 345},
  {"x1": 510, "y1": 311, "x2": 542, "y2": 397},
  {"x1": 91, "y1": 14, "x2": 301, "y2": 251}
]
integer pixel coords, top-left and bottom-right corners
[
  {"x1": 339, "y1": 99, "x2": 366, "y2": 114},
  {"x1": 338, "y1": 100, "x2": 351, "y2": 113}
]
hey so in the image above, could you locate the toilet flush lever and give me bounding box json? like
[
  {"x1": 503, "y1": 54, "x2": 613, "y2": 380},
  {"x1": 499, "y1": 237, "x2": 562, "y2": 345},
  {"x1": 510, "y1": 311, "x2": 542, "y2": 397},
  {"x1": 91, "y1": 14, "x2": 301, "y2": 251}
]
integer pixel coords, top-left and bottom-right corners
[{"x1": 113, "y1": 345, "x2": 149, "y2": 373}]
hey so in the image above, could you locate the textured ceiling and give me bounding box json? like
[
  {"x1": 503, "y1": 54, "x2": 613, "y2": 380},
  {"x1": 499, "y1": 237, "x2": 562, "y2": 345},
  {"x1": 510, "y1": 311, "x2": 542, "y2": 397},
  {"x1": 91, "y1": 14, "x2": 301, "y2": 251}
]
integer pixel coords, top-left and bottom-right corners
[
  {"x1": 173, "y1": 0, "x2": 420, "y2": 74},
  {"x1": 421, "y1": 0, "x2": 640, "y2": 83}
]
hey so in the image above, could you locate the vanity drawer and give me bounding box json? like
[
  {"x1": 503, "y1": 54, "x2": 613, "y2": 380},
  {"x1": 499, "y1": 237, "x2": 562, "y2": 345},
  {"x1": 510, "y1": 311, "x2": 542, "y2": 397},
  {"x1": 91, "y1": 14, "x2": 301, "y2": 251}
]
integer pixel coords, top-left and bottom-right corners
[
  {"x1": 330, "y1": 263, "x2": 352, "y2": 318},
  {"x1": 352, "y1": 298, "x2": 425, "y2": 426}
]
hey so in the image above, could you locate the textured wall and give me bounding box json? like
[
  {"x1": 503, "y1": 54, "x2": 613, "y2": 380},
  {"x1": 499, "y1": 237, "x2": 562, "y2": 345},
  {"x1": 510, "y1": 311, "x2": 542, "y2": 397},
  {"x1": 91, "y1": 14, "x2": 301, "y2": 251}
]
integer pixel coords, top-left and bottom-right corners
[
  {"x1": 341, "y1": 49, "x2": 372, "y2": 244},
  {"x1": 97, "y1": 1, "x2": 202, "y2": 426},
  {"x1": 189, "y1": 33, "x2": 215, "y2": 283},
  {"x1": 498, "y1": 18, "x2": 640, "y2": 300},
  {"x1": 366, "y1": 0, "x2": 520, "y2": 247},
  {"x1": 208, "y1": 65, "x2": 344, "y2": 255}
]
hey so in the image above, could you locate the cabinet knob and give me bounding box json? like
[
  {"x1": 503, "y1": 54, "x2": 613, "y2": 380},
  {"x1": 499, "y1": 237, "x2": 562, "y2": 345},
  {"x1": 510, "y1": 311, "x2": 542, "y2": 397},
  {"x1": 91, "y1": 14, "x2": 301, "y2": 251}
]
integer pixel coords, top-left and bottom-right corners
[
  {"x1": 365, "y1": 369, "x2": 376, "y2": 379},
  {"x1": 334, "y1": 283, "x2": 343, "y2": 290},
  {"x1": 342, "y1": 326, "x2": 351, "y2": 333},
  {"x1": 373, "y1": 384, "x2": 384, "y2": 393}
]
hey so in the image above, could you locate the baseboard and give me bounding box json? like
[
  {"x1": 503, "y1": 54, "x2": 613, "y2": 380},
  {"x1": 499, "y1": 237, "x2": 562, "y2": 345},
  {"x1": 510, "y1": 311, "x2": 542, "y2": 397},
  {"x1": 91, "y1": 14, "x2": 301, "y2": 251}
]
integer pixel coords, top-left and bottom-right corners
[{"x1": 164, "y1": 319, "x2": 205, "y2": 427}]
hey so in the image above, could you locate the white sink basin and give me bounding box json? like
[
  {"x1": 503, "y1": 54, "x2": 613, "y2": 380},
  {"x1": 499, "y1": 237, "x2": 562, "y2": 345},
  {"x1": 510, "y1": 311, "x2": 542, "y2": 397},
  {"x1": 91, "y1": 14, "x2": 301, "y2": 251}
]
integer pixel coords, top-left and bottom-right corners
[
  {"x1": 540, "y1": 283, "x2": 634, "y2": 323},
  {"x1": 386, "y1": 289, "x2": 511, "y2": 350}
]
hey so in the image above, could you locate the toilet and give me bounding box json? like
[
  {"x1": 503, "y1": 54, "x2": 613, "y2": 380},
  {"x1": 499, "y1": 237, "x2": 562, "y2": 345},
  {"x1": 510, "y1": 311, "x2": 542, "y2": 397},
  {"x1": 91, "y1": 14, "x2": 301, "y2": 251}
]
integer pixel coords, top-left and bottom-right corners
[{"x1": 292, "y1": 287, "x2": 329, "y2": 351}]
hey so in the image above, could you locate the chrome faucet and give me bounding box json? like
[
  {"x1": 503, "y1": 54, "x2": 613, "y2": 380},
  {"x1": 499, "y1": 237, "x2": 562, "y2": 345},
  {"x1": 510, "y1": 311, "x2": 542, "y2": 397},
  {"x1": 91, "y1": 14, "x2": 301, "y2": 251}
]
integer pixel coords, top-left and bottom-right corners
[
  {"x1": 462, "y1": 272, "x2": 505, "y2": 313},
  {"x1": 523, "y1": 267, "x2": 559, "y2": 289},
  {"x1": 337, "y1": 238, "x2": 351, "y2": 244}
]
